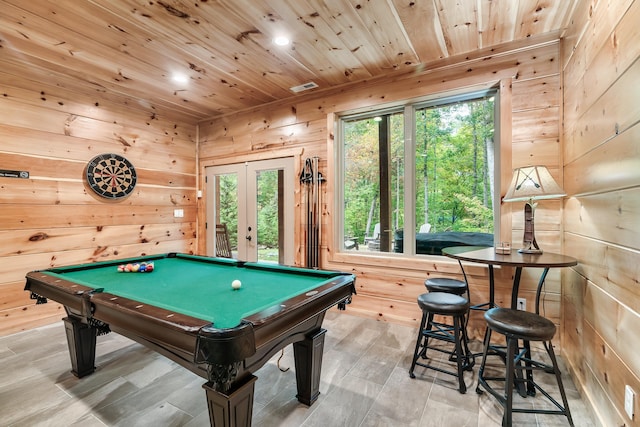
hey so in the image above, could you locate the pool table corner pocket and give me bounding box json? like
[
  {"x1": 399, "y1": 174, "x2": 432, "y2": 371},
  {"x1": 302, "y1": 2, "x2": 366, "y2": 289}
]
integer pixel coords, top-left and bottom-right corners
[{"x1": 196, "y1": 321, "x2": 256, "y2": 391}]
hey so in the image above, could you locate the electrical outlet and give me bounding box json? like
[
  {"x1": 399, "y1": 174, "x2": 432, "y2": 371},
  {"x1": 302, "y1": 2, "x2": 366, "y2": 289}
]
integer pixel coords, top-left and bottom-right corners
[
  {"x1": 625, "y1": 385, "x2": 635, "y2": 419},
  {"x1": 517, "y1": 298, "x2": 526, "y2": 311},
  {"x1": 173, "y1": 209, "x2": 184, "y2": 218}
]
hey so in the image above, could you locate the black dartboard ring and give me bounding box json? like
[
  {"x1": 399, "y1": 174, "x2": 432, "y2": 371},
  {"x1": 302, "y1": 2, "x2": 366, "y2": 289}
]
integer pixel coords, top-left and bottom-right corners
[{"x1": 85, "y1": 153, "x2": 137, "y2": 199}]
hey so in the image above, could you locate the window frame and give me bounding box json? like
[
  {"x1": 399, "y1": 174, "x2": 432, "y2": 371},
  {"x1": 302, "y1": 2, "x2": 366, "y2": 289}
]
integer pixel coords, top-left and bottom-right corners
[{"x1": 334, "y1": 87, "x2": 503, "y2": 259}]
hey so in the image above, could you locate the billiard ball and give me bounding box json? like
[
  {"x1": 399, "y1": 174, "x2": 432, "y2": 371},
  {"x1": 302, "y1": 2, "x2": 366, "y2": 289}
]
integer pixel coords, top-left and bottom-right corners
[
  {"x1": 231, "y1": 279, "x2": 242, "y2": 290},
  {"x1": 145, "y1": 262, "x2": 154, "y2": 272}
]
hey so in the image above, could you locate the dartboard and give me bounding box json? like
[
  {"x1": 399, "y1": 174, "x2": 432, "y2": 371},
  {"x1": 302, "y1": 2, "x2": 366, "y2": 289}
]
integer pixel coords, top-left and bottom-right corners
[{"x1": 85, "y1": 154, "x2": 137, "y2": 199}]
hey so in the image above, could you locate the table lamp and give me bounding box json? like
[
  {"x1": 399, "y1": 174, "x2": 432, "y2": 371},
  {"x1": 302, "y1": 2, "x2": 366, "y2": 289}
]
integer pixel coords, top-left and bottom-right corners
[{"x1": 503, "y1": 165, "x2": 565, "y2": 254}]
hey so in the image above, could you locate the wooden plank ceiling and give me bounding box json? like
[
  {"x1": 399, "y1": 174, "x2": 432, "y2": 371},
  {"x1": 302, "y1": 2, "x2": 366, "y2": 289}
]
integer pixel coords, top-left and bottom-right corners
[{"x1": 0, "y1": 0, "x2": 577, "y2": 122}]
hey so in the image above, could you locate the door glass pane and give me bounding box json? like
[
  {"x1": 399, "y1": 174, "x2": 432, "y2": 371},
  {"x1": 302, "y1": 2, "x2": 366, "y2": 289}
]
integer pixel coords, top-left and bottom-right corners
[
  {"x1": 343, "y1": 112, "x2": 404, "y2": 253},
  {"x1": 216, "y1": 173, "x2": 238, "y2": 257},
  {"x1": 255, "y1": 169, "x2": 284, "y2": 263}
]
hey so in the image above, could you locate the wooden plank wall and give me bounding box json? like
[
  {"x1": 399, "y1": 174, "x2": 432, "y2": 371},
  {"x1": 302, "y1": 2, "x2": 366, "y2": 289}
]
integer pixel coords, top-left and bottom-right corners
[
  {"x1": 0, "y1": 74, "x2": 198, "y2": 336},
  {"x1": 198, "y1": 37, "x2": 564, "y2": 344},
  {"x1": 561, "y1": 0, "x2": 640, "y2": 425}
]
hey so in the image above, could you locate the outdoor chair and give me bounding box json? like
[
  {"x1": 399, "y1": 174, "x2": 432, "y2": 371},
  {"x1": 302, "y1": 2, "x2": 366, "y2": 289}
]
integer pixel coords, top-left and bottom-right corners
[{"x1": 215, "y1": 223, "x2": 233, "y2": 258}]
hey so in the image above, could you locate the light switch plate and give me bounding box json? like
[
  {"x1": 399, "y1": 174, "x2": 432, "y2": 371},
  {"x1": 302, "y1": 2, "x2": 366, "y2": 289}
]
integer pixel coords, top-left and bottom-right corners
[{"x1": 625, "y1": 385, "x2": 635, "y2": 419}]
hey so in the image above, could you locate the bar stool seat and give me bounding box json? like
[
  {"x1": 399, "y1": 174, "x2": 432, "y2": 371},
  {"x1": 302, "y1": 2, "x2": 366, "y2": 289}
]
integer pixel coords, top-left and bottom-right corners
[
  {"x1": 485, "y1": 308, "x2": 556, "y2": 341},
  {"x1": 409, "y1": 292, "x2": 473, "y2": 393},
  {"x1": 424, "y1": 277, "x2": 467, "y2": 296},
  {"x1": 476, "y1": 308, "x2": 574, "y2": 426}
]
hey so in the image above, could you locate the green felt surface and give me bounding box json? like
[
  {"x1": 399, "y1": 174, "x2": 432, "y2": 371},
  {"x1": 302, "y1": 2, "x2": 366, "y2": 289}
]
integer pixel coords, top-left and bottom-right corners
[{"x1": 47, "y1": 256, "x2": 337, "y2": 329}]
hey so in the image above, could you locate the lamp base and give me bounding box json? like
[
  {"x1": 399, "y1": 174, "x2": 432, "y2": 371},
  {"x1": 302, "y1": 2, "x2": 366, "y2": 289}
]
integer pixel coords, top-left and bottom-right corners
[
  {"x1": 519, "y1": 201, "x2": 543, "y2": 254},
  {"x1": 518, "y1": 247, "x2": 543, "y2": 254}
]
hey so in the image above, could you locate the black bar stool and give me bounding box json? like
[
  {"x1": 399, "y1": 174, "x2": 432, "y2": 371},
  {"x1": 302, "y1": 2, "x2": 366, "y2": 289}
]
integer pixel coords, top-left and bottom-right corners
[
  {"x1": 423, "y1": 276, "x2": 473, "y2": 362},
  {"x1": 424, "y1": 277, "x2": 467, "y2": 295},
  {"x1": 476, "y1": 308, "x2": 574, "y2": 426},
  {"x1": 409, "y1": 292, "x2": 473, "y2": 393}
]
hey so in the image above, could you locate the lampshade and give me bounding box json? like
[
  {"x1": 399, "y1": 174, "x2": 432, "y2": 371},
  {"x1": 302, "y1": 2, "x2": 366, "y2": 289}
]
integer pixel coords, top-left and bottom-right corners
[{"x1": 503, "y1": 166, "x2": 565, "y2": 202}]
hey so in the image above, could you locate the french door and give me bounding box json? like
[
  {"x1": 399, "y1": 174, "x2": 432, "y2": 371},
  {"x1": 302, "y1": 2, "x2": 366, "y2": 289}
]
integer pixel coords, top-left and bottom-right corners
[{"x1": 205, "y1": 158, "x2": 294, "y2": 264}]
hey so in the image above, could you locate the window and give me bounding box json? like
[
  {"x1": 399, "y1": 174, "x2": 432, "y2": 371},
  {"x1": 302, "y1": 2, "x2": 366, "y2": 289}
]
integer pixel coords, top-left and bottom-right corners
[{"x1": 338, "y1": 89, "x2": 498, "y2": 256}]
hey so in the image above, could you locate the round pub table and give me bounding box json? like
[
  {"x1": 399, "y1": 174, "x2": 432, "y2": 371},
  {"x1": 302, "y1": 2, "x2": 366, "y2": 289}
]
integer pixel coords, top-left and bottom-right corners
[{"x1": 441, "y1": 246, "x2": 577, "y2": 313}]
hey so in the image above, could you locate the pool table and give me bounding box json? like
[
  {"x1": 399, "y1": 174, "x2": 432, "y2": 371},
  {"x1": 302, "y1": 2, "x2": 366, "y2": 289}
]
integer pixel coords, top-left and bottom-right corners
[{"x1": 25, "y1": 253, "x2": 356, "y2": 427}]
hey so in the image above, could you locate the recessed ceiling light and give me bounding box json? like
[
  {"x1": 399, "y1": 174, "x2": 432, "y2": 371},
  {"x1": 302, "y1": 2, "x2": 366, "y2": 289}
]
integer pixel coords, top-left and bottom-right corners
[
  {"x1": 273, "y1": 36, "x2": 290, "y2": 46},
  {"x1": 172, "y1": 73, "x2": 189, "y2": 84}
]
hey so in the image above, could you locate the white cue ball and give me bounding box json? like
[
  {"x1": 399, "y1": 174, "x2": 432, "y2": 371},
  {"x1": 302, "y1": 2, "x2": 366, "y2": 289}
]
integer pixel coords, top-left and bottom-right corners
[{"x1": 231, "y1": 279, "x2": 242, "y2": 290}]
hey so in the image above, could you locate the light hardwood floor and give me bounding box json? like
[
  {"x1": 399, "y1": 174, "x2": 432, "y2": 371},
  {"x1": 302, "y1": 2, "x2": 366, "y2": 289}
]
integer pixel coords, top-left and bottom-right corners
[{"x1": 1, "y1": 311, "x2": 596, "y2": 426}]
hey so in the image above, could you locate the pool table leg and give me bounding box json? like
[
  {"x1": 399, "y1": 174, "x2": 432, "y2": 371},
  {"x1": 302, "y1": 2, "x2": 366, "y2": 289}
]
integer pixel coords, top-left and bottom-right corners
[
  {"x1": 63, "y1": 315, "x2": 97, "y2": 378},
  {"x1": 203, "y1": 374, "x2": 257, "y2": 427},
  {"x1": 293, "y1": 328, "x2": 326, "y2": 406}
]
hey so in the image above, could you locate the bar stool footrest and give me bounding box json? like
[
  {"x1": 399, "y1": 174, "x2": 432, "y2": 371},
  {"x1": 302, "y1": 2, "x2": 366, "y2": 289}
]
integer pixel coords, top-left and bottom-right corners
[{"x1": 419, "y1": 323, "x2": 474, "y2": 370}]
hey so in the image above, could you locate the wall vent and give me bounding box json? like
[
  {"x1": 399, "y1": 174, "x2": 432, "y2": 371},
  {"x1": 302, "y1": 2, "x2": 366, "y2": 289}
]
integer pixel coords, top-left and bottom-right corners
[{"x1": 290, "y1": 81, "x2": 319, "y2": 93}]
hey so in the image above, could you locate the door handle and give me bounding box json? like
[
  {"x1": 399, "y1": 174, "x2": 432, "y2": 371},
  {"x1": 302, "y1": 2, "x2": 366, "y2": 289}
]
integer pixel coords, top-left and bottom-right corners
[{"x1": 246, "y1": 226, "x2": 252, "y2": 241}]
